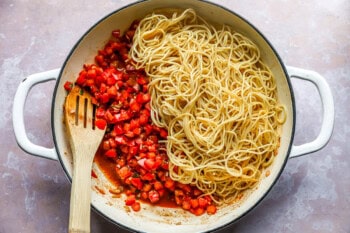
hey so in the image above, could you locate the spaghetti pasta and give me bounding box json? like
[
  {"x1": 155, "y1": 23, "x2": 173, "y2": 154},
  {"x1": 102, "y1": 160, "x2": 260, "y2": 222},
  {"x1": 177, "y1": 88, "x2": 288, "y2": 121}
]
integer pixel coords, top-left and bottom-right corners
[{"x1": 130, "y1": 8, "x2": 285, "y2": 204}]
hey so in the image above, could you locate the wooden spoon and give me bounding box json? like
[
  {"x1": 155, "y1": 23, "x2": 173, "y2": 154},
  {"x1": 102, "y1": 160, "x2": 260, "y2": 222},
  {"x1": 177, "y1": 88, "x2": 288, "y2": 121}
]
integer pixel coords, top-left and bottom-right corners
[{"x1": 64, "y1": 86, "x2": 106, "y2": 233}]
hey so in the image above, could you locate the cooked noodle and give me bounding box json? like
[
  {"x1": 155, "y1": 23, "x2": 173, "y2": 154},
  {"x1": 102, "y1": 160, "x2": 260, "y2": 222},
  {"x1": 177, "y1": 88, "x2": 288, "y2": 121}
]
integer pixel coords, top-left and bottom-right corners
[{"x1": 130, "y1": 8, "x2": 286, "y2": 204}]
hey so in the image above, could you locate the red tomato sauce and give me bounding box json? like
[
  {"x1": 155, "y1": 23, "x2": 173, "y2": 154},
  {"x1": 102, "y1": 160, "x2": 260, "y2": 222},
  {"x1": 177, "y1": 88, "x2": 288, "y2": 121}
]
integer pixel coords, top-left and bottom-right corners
[{"x1": 64, "y1": 21, "x2": 217, "y2": 215}]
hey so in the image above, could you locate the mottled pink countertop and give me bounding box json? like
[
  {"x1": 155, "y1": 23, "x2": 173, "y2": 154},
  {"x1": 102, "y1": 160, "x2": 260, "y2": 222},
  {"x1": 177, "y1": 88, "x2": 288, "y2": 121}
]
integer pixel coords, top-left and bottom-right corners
[{"x1": 1, "y1": 0, "x2": 349, "y2": 232}]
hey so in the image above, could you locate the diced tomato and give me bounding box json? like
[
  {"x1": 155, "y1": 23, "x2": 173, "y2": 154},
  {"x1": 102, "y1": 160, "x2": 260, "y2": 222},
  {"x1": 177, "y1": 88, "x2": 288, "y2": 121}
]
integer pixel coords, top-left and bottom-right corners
[
  {"x1": 153, "y1": 181, "x2": 163, "y2": 191},
  {"x1": 177, "y1": 183, "x2": 192, "y2": 193},
  {"x1": 139, "y1": 114, "x2": 149, "y2": 126},
  {"x1": 64, "y1": 81, "x2": 73, "y2": 91},
  {"x1": 106, "y1": 77, "x2": 117, "y2": 86},
  {"x1": 156, "y1": 170, "x2": 165, "y2": 181},
  {"x1": 174, "y1": 189, "x2": 184, "y2": 198},
  {"x1": 164, "y1": 179, "x2": 175, "y2": 191},
  {"x1": 120, "y1": 145, "x2": 129, "y2": 154},
  {"x1": 95, "y1": 55, "x2": 104, "y2": 65},
  {"x1": 96, "y1": 107, "x2": 105, "y2": 118},
  {"x1": 114, "y1": 110, "x2": 131, "y2": 122},
  {"x1": 147, "y1": 144, "x2": 157, "y2": 152},
  {"x1": 125, "y1": 30, "x2": 135, "y2": 41},
  {"x1": 140, "y1": 191, "x2": 148, "y2": 200},
  {"x1": 152, "y1": 125, "x2": 161, "y2": 133},
  {"x1": 141, "y1": 172, "x2": 155, "y2": 181},
  {"x1": 104, "y1": 110, "x2": 116, "y2": 123},
  {"x1": 192, "y1": 207, "x2": 205, "y2": 216},
  {"x1": 129, "y1": 146, "x2": 138, "y2": 155},
  {"x1": 193, "y1": 189, "x2": 202, "y2": 197},
  {"x1": 108, "y1": 138, "x2": 117, "y2": 148},
  {"x1": 182, "y1": 200, "x2": 191, "y2": 210},
  {"x1": 102, "y1": 140, "x2": 110, "y2": 151},
  {"x1": 198, "y1": 197, "x2": 208, "y2": 208},
  {"x1": 159, "y1": 129, "x2": 168, "y2": 139},
  {"x1": 95, "y1": 119, "x2": 107, "y2": 130},
  {"x1": 87, "y1": 69, "x2": 97, "y2": 79},
  {"x1": 206, "y1": 205, "x2": 217, "y2": 215},
  {"x1": 104, "y1": 148, "x2": 117, "y2": 158},
  {"x1": 131, "y1": 178, "x2": 143, "y2": 190},
  {"x1": 85, "y1": 78, "x2": 94, "y2": 87},
  {"x1": 76, "y1": 74, "x2": 86, "y2": 86},
  {"x1": 136, "y1": 93, "x2": 150, "y2": 104},
  {"x1": 113, "y1": 124, "x2": 124, "y2": 135},
  {"x1": 117, "y1": 166, "x2": 132, "y2": 180},
  {"x1": 142, "y1": 183, "x2": 152, "y2": 192},
  {"x1": 113, "y1": 72, "x2": 123, "y2": 81},
  {"x1": 120, "y1": 90, "x2": 130, "y2": 101},
  {"x1": 133, "y1": 127, "x2": 141, "y2": 135},
  {"x1": 148, "y1": 190, "x2": 160, "y2": 203},
  {"x1": 124, "y1": 131, "x2": 134, "y2": 138},
  {"x1": 105, "y1": 47, "x2": 113, "y2": 55},
  {"x1": 125, "y1": 186, "x2": 134, "y2": 194},
  {"x1": 131, "y1": 201, "x2": 141, "y2": 212},
  {"x1": 112, "y1": 29, "x2": 121, "y2": 38},
  {"x1": 128, "y1": 158, "x2": 138, "y2": 168},
  {"x1": 107, "y1": 85, "x2": 118, "y2": 97},
  {"x1": 136, "y1": 75, "x2": 148, "y2": 85},
  {"x1": 190, "y1": 199, "x2": 199, "y2": 209},
  {"x1": 175, "y1": 196, "x2": 183, "y2": 205},
  {"x1": 158, "y1": 189, "x2": 165, "y2": 197},
  {"x1": 144, "y1": 159, "x2": 156, "y2": 170},
  {"x1": 111, "y1": 42, "x2": 123, "y2": 51},
  {"x1": 117, "y1": 158, "x2": 126, "y2": 167},
  {"x1": 100, "y1": 92, "x2": 110, "y2": 103},
  {"x1": 130, "y1": 100, "x2": 141, "y2": 112},
  {"x1": 125, "y1": 194, "x2": 136, "y2": 206},
  {"x1": 161, "y1": 162, "x2": 169, "y2": 170},
  {"x1": 144, "y1": 124, "x2": 153, "y2": 135},
  {"x1": 115, "y1": 136, "x2": 126, "y2": 145}
]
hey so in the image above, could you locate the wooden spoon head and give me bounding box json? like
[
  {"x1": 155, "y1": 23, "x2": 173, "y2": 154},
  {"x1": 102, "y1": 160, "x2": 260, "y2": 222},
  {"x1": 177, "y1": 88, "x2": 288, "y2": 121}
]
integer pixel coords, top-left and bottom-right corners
[{"x1": 64, "y1": 86, "x2": 106, "y2": 160}]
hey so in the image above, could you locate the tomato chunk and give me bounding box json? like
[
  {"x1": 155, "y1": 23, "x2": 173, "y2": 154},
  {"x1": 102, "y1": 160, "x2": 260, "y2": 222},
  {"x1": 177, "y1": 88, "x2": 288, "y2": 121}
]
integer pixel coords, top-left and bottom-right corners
[
  {"x1": 64, "y1": 81, "x2": 73, "y2": 91},
  {"x1": 104, "y1": 148, "x2": 117, "y2": 158},
  {"x1": 206, "y1": 205, "x2": 217, "y2": 215},
  {"x1": 131, "y1": 201, "x2": 141, "y2": 212},
  {"x1": 125, "y1": 194, "x2": 136, "y2": 206},
  {"x1": 131, "y1": 177, "x2": 143, "y2": 190},
  {"x1": 148, "y1": 190, "x2": 160, "y2": 203},
  {"x1": 95, "y1": 119, "x2": 107, "y2": 130}
]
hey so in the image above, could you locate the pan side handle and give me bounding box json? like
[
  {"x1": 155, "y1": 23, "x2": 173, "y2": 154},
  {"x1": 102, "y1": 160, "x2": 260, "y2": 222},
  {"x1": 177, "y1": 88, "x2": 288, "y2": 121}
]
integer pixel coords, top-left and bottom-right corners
[
  {"x1": 287, "y1": 66, "x2": 334, "y2": 158},
  {"x1": 13, "y1": 69, "x2": 60, "y2": 160}
]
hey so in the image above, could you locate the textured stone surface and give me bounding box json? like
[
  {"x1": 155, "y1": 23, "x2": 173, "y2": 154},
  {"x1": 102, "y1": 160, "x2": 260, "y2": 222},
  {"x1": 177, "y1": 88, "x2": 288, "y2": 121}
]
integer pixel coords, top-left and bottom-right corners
[{"x1": 1, "y1": 0, "x2": 349, "y2": 232}]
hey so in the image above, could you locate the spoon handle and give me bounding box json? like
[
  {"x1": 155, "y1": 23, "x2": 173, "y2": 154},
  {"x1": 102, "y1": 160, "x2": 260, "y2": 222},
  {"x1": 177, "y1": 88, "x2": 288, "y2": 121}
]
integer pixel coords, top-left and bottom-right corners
[{"x1": 68, "y1": 151, "x2": 94, "y2": 233}]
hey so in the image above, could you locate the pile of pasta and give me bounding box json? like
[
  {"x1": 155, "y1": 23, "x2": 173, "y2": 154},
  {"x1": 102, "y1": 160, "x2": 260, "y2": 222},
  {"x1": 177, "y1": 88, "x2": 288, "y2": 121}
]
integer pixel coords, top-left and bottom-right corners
[{"x1": 130, "y1": 9, "x2": 286, "y2": 204}]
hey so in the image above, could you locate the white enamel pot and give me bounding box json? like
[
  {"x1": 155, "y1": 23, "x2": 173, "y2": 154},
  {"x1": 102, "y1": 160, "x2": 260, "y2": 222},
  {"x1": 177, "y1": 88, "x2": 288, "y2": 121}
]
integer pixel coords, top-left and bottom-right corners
[{"x1": 13, "y1": 0, "x2": 335, "y2": 232}]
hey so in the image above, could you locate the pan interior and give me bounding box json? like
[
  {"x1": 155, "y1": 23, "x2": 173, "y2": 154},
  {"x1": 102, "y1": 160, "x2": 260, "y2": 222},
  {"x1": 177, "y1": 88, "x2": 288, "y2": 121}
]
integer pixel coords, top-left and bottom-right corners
[{"x1": 52, "y1": 0, "x2": 294, "y2": 232}]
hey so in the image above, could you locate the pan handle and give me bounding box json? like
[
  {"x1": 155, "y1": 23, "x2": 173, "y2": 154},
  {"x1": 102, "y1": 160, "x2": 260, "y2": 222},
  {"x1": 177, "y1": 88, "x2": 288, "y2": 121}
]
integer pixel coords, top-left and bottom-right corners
[
  {"x1": 287, "y1": 66, "x2": 334, "y2": 158},
  {"x1": 13, "y1": 69, "x2": 60, "y2": 160}
]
